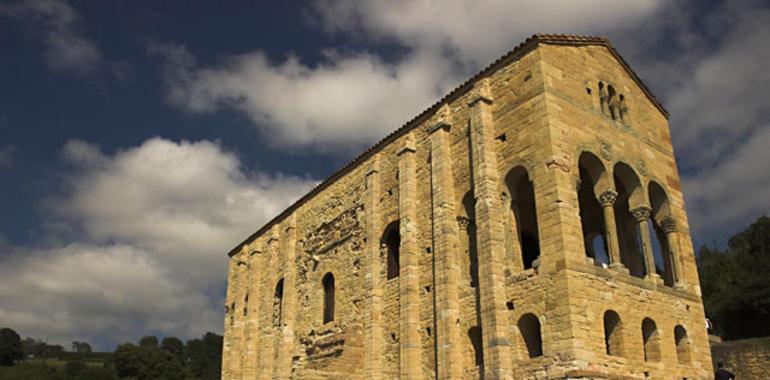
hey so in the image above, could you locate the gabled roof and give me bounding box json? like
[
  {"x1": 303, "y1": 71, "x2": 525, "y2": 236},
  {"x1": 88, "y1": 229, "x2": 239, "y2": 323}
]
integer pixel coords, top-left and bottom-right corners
[{"x1": 227, "y1": 33, "x2": 667, "y2": 257}]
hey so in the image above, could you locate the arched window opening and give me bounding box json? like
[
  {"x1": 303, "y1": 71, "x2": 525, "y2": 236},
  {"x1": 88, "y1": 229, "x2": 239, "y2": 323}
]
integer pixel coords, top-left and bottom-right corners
[
  {"x1": 243, "y1": 293, "x2": 249, "y2": 317},
  {"x1": 618, "y1": 94, "x2": 628, "y2": 122},
  {"x1": 230, "y1": 302, "x2": 235, "y2": 325},
  {"x1": 674, "y1": 325, "x2": 691, "y2": 364},
  {"x1": 468, "y1": 326, "x2": 484, "y2": 369},
  {"x1": 603, "y1": 310, "x2": 623, "y2": 356},
  {"x1": 273, "y1": 279, "x2": 284, "y2": 327},
  {"x1": 607, "y1": 85, "x2": 618, "y2": 120},
  {"x1": 613, "y1": 163, "x2": 646, "y2": 278},
  {"x1": 642, "y1": 318, "x2": 661, "y2": 362},
  {"x1": 518, "y1": 313, "x2": 543, "y2": 358},
  {"x1": 598, "y1": 81, "x2": 607, "y2": 114},
  {"x1": 649, "y1": 182, "x2": 676, "y2": 286},
  {"x1": 578, "y1": 153, "x2": 610, "y2": 265},
  {"x1": 506, "y1": 167, "x2": 540, "y2": 270},
  {"x1": 462, "y1": 192, "x2": 480, "y2": 288},
  {"x1": 383, "y1": 222, "x2": 400, "y2": 280},
  {"x1": 323, "y1": 273, "x2": 335, "y2": 324}
]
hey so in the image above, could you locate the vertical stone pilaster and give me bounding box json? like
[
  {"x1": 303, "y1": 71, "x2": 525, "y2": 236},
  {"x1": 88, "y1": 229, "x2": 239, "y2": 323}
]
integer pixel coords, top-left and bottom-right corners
[
  {"x1": 258, "y1": 231, "x2": 279, "y2": 380},
  {"x1": 230, "y1": 250, "x2": 247, "y2": 380},
  {"x1": 598, "y1": 189, "x2": 623, "y2": 268},
  {"x1": 428, "y1": 121, "x2": 464, "y2": 380},
  {"x1": 631, "y1": 206, "x2": 657, "y2": 279},
  {"x1": 364, "y1": 159, "x2": 384, "y2": 379},
  {"x1": 222, "y1": 257, "x2": 237, "y2": 380},
  {"x1": 467, "y1": 82, "x2": 513, "y2": 380},
  {"x1": 244, "y1": 243, "x2": 263, "y2": 380},
  {"x1": 397, "y1": 135, "x2": 422, "y2": 379},
  {"x1": 275, "y1": 217, "x2": 297, "y2": 379},
  {"x1": 661, "y1": 217, "x2": 683, "y2": 286}
]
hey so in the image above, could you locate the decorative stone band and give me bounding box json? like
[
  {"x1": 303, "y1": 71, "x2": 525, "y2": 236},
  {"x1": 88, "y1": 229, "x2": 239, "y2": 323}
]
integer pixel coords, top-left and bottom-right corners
[
  {"x1": 630, "y1": 206, "x2": 652, "y2": 222},
  {"x1": 456, "y1": 216, "x2": 473, "y2": 230},
  {"x1": 597, "y1": 189, "x2": 618, "y2": 207},
  {"x1": 661, "y1": 217, "x2": 678, "y2": 233}
]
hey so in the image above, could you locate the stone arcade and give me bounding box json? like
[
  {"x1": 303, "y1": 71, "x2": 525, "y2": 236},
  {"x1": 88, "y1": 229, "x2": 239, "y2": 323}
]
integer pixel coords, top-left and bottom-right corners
[{"x1": 221, "y1": 34, "x2": 713, "y2": 379}]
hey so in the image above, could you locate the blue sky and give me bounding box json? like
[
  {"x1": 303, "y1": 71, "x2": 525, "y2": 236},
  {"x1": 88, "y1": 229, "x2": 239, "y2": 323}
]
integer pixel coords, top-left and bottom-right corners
[{"x1": 1, "y1": 0, "x2": 768, "y2": 350}]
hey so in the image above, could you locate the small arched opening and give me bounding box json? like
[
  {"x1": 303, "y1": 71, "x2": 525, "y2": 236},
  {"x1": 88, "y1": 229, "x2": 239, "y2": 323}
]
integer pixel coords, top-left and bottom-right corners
[
  {"x1": 383, "y1": 221, "x2": 400, "y2": 280},
  {"x1": 642, "y1": 318, "x2": 661, "y2": 362},
  {"x1": 505, "y1": 167, "x2": 540, "y2": 269},
  {"x1": 603, "y1": 310, "x2": 623, "y2": 356},
  {"x1": 518, "y1": 313, "x2": 543, "y2": 358},
  {"x1": 461, "y1": 191, "x2": 480, "y2": 287},
  {"x1": 322, "y1": 273, "x2": 335, "y2": 324},
  {"x1": 674, "y1": 325, "x2": 691, "y2": 364},
  {"x1": 468, "y1": 326, "x2": 484, "y2": 370},
  {"x1": 274, "y1": 279, "x2": 284, "y2": 327}
]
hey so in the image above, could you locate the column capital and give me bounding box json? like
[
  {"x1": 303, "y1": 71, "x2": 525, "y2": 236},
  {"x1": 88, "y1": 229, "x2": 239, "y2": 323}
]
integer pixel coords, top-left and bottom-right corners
[
  {"x1": 597, "y1": 189, "x2": 618, "y2": 206},
  {"x1": 630, "y1": 206, "x2": 652, "y2": 222},
  {"x1": 661, "y1": 217, "x2": 677, "y2": 233},
  {"x1": 427, "y1": 121, "x2": 451, "y2": 135},
  {"x1": 456, "y1": 216, "x2": 472, "y2": 230},
  {"x1": 397, "y1": 145, "x2": 416, "y2": 156},
  {"x1": 467, "y1": 95, "x2": 493, "y2": 107}
]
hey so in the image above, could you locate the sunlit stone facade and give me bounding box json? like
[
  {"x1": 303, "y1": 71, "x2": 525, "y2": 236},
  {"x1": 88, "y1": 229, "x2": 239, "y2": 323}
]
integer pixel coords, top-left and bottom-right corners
[{"x1": 221, "y1": 34, "x2": 713, "y2": 379}]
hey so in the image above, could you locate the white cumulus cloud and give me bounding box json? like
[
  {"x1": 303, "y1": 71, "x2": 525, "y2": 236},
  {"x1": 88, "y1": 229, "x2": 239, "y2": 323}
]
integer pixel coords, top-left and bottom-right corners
[{"x1": 0, "y1": 138, "x2": 316, "y2": 348}]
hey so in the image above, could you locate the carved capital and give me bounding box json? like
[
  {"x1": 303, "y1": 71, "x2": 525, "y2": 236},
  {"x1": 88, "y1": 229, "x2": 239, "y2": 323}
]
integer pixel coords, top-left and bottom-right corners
[
  {"x1": 456, "y1": 216, "x2": 472, "y2": 230},
  {"x1": 597, "y1": 190, "x2": 618, "y2": 207},
  {"x1": 661, "y1": 217, "x2": 677, "y2": 233},
  {"x1": 630, "y1": 206, "x2": 652, "y2": 222}
]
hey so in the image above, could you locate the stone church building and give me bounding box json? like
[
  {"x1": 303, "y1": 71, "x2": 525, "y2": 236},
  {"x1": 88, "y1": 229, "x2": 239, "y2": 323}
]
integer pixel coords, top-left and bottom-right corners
[{"x1": 221, "y1": 34, "x2": 713, "y2": 379}]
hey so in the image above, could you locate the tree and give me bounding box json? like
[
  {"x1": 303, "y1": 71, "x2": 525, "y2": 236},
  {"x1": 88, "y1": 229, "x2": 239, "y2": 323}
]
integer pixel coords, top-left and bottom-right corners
[
  {"x1": 72, "y1": 341, "x2": 92, "y2": 353},
  {"x1": 160, "y1": 336, "x2": 184, "y2": 359},
  {"x1": 138, "y1": 335, "x2": 159, "y2": 348},
  {"x1": 185, "y1": 332, "x2": 223, "y2": 380},
  {"x1": 698, "y1": 215, "x2": 770, "y2": 339},
  {"x1": 0, "y1": 327, "x2": 23, "y2": 366},
  {"x1": 112, "y1": 342, "x2": 184, "y2": 380}
]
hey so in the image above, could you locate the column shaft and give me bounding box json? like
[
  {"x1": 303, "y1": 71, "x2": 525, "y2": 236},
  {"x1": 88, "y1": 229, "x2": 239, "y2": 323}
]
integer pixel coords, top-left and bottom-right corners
[
  {"x1": 468, "y1": 88, "x2": 513, "y2": 380},
  {"x1": 662, "y1": 218, "x2": 682, "y2": 285},
  {"x1": 398, "y1": 138, "x2": 422, "y2": 379},
  {"x1": 428, "y1": 122, "x2": 464, "y2": 380},
  {"x1": 364, "y1": 161, "x2": 384, "y2": 379},
  {"x1": 632, "y1": 207, "x2": 656, "y2": 278},
  {"x1": 598, "y1": 190, "x2": 622, "y2": 267}
]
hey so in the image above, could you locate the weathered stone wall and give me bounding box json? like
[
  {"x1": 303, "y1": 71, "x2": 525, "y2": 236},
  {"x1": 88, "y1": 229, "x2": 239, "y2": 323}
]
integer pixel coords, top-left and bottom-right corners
[
  {"x1": 711, "y1": 337, "x2": 770, "y2": 380},
  {"x1": 221, "y1": 35, "x2": 713, "y2": 379}
]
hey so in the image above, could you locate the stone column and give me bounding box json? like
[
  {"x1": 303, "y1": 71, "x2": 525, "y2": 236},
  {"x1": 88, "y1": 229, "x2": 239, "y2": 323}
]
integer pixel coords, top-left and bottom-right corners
[
  {"x1": 364, "y1": 160, "x2": 384, "y2": 379},
  {"x1": 661, "y1": 217, "x2": 683, "y2": 286},
  {"x1": 428, "y1": 121, "x2": 464, "y2": 380},
  {"x1": 631, "y1": 206, "x2": 657, "y2": 279},
  {"x1": 258, "y1": 232, "x2": 279, "y2": 380},
  {"x1": 468, "y1": 83, "x2": 513, "y2": 380},
  {"x1": 397, "y1": 135, "x2": 422, "y2": 379},
  {"x1": 221, "y1": 257, "x2": 237, "y2": 380},
  {"x1": 597, "y1": 190, "x2": 623, "y2": 268},
  {"x1": 275, "y1": 218, "x2": 297, "y2": 379}
]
